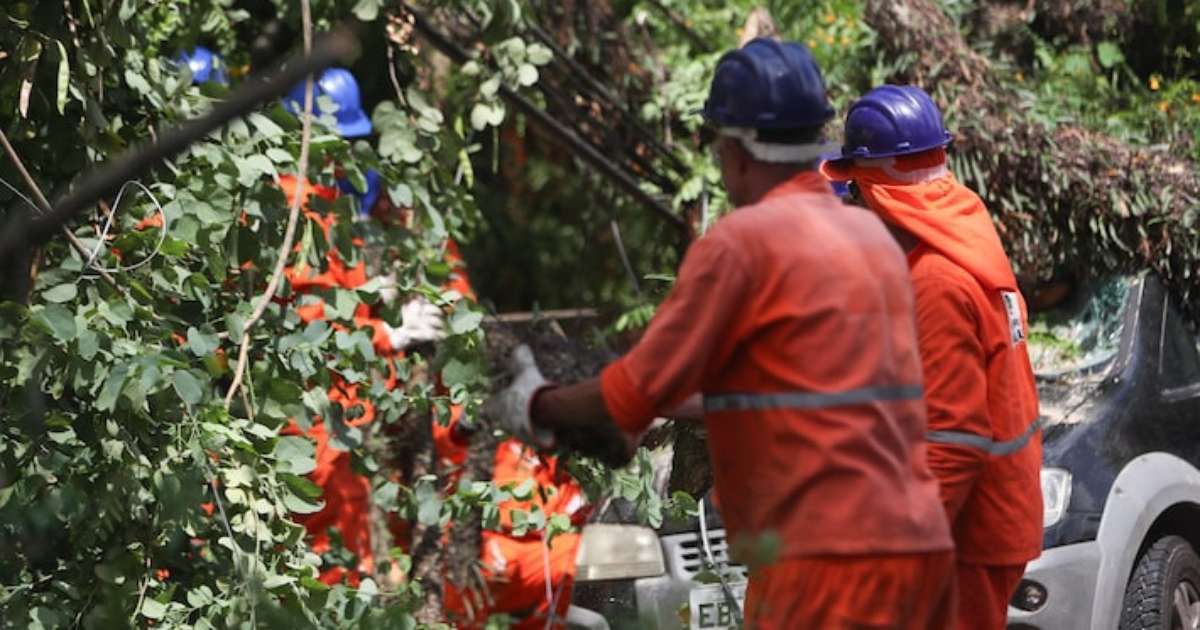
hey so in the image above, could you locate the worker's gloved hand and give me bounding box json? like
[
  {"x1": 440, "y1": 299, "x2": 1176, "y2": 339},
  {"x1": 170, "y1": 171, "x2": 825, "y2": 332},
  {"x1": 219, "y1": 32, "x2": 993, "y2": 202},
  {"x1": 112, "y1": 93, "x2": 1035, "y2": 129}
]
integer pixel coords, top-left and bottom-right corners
[
  {"x1": 484, "y1": 344, "x2": 556, "y2": 450},
  {"x1": 376, "y1": 271, "x2": 399, "y2": 305},
  {"x1": 386, "y1": 298, "x2": 445, "y2": 351}
]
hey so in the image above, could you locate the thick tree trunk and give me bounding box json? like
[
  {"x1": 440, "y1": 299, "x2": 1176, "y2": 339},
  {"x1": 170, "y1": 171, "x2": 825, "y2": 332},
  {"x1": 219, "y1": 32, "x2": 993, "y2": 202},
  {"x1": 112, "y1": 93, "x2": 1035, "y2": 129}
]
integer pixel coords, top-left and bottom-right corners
[{"x1": 864, "y1": 0, "x2": 1200, "y2": 321}]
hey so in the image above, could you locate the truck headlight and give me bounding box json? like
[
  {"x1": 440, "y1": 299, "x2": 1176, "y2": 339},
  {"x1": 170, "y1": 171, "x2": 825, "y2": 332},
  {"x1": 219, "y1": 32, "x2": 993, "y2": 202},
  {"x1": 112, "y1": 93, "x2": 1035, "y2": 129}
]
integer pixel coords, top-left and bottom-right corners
[
  {"x1": 575, "y1": 524, "x2": 665, "y2": 582},
  {"x1": 1041, "y1": 467, "x2": 1072, "y2": 527}
]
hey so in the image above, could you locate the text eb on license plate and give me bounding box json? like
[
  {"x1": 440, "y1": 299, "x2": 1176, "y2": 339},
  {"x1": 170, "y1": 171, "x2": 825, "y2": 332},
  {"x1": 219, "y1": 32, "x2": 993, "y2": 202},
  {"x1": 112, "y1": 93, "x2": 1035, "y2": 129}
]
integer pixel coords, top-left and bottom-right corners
[{"x1": 689, "y1": 581, "x2": 747, "y2": 629}]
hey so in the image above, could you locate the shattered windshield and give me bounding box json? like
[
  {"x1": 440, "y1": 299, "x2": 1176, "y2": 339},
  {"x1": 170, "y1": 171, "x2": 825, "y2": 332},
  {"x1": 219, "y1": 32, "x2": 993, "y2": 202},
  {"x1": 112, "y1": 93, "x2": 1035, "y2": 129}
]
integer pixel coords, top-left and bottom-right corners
[
  {"x1": 1028, "y1": 276, "x2": 1132, "y2": 425},
  {"x1": 1028, "y1": 276, "x2": 1131, "y2": 379}
]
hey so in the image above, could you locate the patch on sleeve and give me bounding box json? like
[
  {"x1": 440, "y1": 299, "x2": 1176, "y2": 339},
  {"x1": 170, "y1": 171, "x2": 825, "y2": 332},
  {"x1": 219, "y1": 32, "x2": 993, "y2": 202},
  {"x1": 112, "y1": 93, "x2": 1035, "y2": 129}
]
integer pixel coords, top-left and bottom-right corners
[{"x1": 1001, "y1": 291, "x2": 1026, "y2": 345}]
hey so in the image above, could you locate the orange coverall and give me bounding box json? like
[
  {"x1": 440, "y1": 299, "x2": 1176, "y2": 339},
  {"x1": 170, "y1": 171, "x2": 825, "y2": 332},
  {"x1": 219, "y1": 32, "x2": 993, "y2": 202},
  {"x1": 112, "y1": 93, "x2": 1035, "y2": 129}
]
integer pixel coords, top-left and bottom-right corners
[
  {"x1": 278, "y1": 177, "x2": 586, "y2": 620},
  {"x1": 437, "y1": 437, "x2": 588, "y2": 629},
  {"x1": 824, "y1": 150, "x2": 1043, "y2": 629},
  {"x1": 433, "y1": 246, "x2": 587, "y2": 629},
  {"x1": 278, "y1": 174, "x2": 391, "y2": 584},
  {"x1": 601, "y1": 171, "x2": 954, "y2": 629}
]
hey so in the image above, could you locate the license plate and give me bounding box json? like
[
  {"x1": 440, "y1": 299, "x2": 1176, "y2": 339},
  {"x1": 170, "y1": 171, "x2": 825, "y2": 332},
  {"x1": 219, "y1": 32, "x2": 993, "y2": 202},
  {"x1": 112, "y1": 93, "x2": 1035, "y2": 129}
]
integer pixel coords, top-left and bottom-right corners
[{"x1": 688, "y1": 580, "x2": 747, "y2": 629}]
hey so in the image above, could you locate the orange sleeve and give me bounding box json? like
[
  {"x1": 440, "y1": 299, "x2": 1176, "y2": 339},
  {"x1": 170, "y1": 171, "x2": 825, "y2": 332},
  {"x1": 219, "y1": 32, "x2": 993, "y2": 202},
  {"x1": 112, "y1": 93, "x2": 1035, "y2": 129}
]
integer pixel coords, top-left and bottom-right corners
[
  {"x1": 913, "y1": 273, "x2": 990, "y2": 522},
  {"x1": 444, "y1": 240, "x2": 476, "y2": 299},
  {"x1": 600, "y1": 236, "x2": 751, "y2": 434}
]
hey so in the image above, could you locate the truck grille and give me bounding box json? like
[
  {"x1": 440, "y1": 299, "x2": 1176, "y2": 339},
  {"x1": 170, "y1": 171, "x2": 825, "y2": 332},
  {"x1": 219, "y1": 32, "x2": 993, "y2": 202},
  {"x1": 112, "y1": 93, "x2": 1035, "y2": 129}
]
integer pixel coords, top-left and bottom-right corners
[{"x1": 664, "y1": 529, "x2": 747, "y2": 580}]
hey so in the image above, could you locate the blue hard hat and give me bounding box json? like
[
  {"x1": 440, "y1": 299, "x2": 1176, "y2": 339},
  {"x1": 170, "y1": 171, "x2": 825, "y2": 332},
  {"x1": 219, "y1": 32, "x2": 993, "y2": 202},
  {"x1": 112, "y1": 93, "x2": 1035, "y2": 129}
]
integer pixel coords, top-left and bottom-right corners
[
  {"x1": 702, "y1": 38, "x2": 834, "y2": 129},
  {"x1": 284, "y1": 68, "x2": 373, "y2": 138},
  {"x1": 337, "y1": 168, "x2": 382, "y2": 216},
  {"x1": 836, "y1": 85, "x2": 952, "y2": 162},
  {"x1": 176, "y1": 46, "x2": 228, "y2": 86}
]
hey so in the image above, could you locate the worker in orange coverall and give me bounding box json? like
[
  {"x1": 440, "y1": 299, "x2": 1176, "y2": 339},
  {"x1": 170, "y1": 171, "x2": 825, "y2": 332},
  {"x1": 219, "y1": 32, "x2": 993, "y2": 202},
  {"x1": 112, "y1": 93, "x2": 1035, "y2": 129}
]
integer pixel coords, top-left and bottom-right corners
[
  {"x1": 434, "y1": 435, "x2": 589, "y2": 629},
  {"x1": 487, "y1": 40, "x2": 955, "y2": 629},
  {"x1": 277, "y1": 68, "x2": 446, "y2": 585},
  {"x1": 413, "y1": 239, "x2": 589, "y2": 629},
  {"x1": 823, "y1": 85, "x2": 1042, "y2": 630},
  {"x1": 280, "y1": 69, "x2": 589, "y2": 623}
]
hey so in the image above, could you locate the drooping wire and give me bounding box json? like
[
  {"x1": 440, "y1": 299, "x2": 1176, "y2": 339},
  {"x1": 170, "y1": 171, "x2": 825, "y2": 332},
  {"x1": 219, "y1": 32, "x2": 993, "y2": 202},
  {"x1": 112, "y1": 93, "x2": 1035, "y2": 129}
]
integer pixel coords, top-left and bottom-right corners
[{"x1": 79, "y1": 179, "x2": 168, "y2": 277}]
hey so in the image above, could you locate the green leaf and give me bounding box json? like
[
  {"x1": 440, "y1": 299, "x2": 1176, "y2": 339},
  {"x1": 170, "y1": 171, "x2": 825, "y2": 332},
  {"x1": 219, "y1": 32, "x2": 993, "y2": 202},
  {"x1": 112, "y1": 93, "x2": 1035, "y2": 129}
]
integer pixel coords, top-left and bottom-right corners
[
  {"x1": 173, "y1": 370, "x2": 204, "y2": 406},
  {"x1": 186, "y1": 327, "x2": 219, "y2": 356},
  {"x1": 465, "y1": 104, "x2": 489, "y2": 131},
  {"x1": 223, "y1": 312, "x2": 245, "y2": 340},
  {"x1": 517, "y1": 64, "x2": 539, "y2": 86},
  {"x1": 331, "y1": 289, "x2": 358, "y2": 320},
  {"x1": 263, "y1": 574, "x2": 296, "y2": 589},
  {"x1": 510, "y1": 478, "x2": 535, "y2": 501},
  {"x1": 417, "y1": 493, "x2": 442, "y2": 526},
  {"x1": 42, "y1": 283, "x2": 77, "y2": 303},
  {"x1": 527, "y1": 43, "x2": 553, "y2": 66},
  {"x1": 97, "y1": 364, "x2": 130, "y2": 412},
  {"x1": 485, "y1": 102, "x2": 506, "y2": 126},
  {"x1": 281, "y1": 473, "x2": 323, "y2": 500},
  {"x1": 54, "y1": 41, "x2": 69, "y2": 114},
  {"x1": 225, "y1": 465, "x2": 254, "y2": 488},
  {"x1": 448, "y1": 309, "x2": 483, "y2": 335},
  {"x1": 274, "y1": 436, "x2": 316, "y2": 475},
  {"x1": 140, "y1": 599, "x2": 166, "y2": 620},
  {"x1": 186, "y1": 587, "x2": 215, "y2": 608},
  {"x1": 125, "y1": 70, "x2": 152, "y2": 96},
  {"x1": 77, "y1": 328, "x2": 99, "y2": 361},
  {"x1": 36, "y1": 304, "x2": 77, "y2": 342},
  {"x1": 441, "y1": 358, "x2": 480, "y2": 387},
  {"x1": 480, "y1": 76, "x2": 501, "y2": 98},
  {"x1": 243, "y1": 154, "x2": 276, "y2": 179},
  {"x1": 352, "y1": 0, "x2": 381, "y2": 21},
  {"x1": 248, "y1": 112, "x2": 284, "y2": 139},
  {"x1": 116, "y1": 0, "x2": 138, "y2": 20},
  {"x1": 266, "y1": 148, "x2": 293, "y2": 164},
  {"x1": 1097, "y1": 41, "x2": 1124, "y2": 69}
]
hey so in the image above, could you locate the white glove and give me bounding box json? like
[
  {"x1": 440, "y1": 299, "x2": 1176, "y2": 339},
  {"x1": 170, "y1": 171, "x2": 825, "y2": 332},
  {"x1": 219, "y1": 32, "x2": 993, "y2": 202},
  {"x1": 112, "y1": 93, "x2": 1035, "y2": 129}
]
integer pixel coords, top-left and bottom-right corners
[
  {"x1": 386, "y1": 298, "x2": 446, "y2": 351},
  {"x1": 377, "y1": 271, "x2": 400, "y2": 305},
  {"x1": 484, "y1": 344, "x2": 556, "y2": 449}
]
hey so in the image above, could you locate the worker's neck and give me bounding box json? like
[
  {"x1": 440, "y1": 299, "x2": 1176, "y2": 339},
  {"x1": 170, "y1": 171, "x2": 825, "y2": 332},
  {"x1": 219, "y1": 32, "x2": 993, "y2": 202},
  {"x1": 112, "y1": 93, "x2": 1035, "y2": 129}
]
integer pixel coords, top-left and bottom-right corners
[{"x1": 741, "y1": 163, "x2": 813, "y2": 206}]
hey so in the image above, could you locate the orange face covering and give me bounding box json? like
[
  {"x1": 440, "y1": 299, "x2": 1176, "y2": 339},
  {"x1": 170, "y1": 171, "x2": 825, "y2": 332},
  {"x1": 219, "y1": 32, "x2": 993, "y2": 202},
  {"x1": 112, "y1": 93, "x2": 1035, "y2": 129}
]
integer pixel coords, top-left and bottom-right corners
[{"x1": 821, "y1": 149, "x2": 1016, "y2": 292}]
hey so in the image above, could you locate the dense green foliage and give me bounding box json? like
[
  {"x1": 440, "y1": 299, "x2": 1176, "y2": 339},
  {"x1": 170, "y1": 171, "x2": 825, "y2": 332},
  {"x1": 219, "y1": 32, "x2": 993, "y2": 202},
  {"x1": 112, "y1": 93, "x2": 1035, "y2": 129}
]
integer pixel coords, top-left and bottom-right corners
[
  {"x1": 1, "y1": 0, "x2": 1198, "y2": 627},
  {"x1": 0, "y1": 1, "x2": 514, "y2": 626}
]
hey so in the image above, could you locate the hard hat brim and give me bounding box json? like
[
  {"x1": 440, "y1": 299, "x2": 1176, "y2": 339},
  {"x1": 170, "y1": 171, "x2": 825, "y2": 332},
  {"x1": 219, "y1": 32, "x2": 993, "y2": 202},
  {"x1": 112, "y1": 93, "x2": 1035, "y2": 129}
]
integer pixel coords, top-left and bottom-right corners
[
  {"x1": 337, "y1": 110, "x2": 374, "y2": 138},
  {"x1": 819, "y1": 158, "x2": 854, "y2": 182}
]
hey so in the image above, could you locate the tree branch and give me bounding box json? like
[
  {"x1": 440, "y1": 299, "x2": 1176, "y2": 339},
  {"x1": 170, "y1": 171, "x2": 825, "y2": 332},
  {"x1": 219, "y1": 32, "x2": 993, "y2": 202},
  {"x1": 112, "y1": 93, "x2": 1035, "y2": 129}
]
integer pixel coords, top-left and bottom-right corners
[
  {"x1": 224, "y1": 0, "x2": 315, "y2": 408},
  {"x1": 0, "y1": 128, "x2": 120, "y2": 293}
]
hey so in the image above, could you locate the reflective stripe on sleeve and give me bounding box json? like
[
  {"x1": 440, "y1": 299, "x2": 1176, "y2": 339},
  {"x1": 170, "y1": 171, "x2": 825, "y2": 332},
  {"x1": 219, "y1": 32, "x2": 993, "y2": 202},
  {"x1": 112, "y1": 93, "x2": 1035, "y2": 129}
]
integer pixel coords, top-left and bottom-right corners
[
  {"x1": 926, "y1": 416, "x2": 1045, "y2": 457},
  {"x1": 704, "y1": 384, "x2": 924, "y2": 413}
]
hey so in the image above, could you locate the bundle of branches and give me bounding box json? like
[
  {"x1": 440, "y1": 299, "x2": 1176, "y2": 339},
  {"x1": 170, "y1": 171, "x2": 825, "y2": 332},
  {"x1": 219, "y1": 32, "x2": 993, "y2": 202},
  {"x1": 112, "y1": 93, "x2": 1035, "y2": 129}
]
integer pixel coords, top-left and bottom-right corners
[
  {"x1": 864, "y1": 0, "x2": 1200, "y2": 323},
  {"x1": 967, "y1": 0, "x2": 1133, "y2": 48}
]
